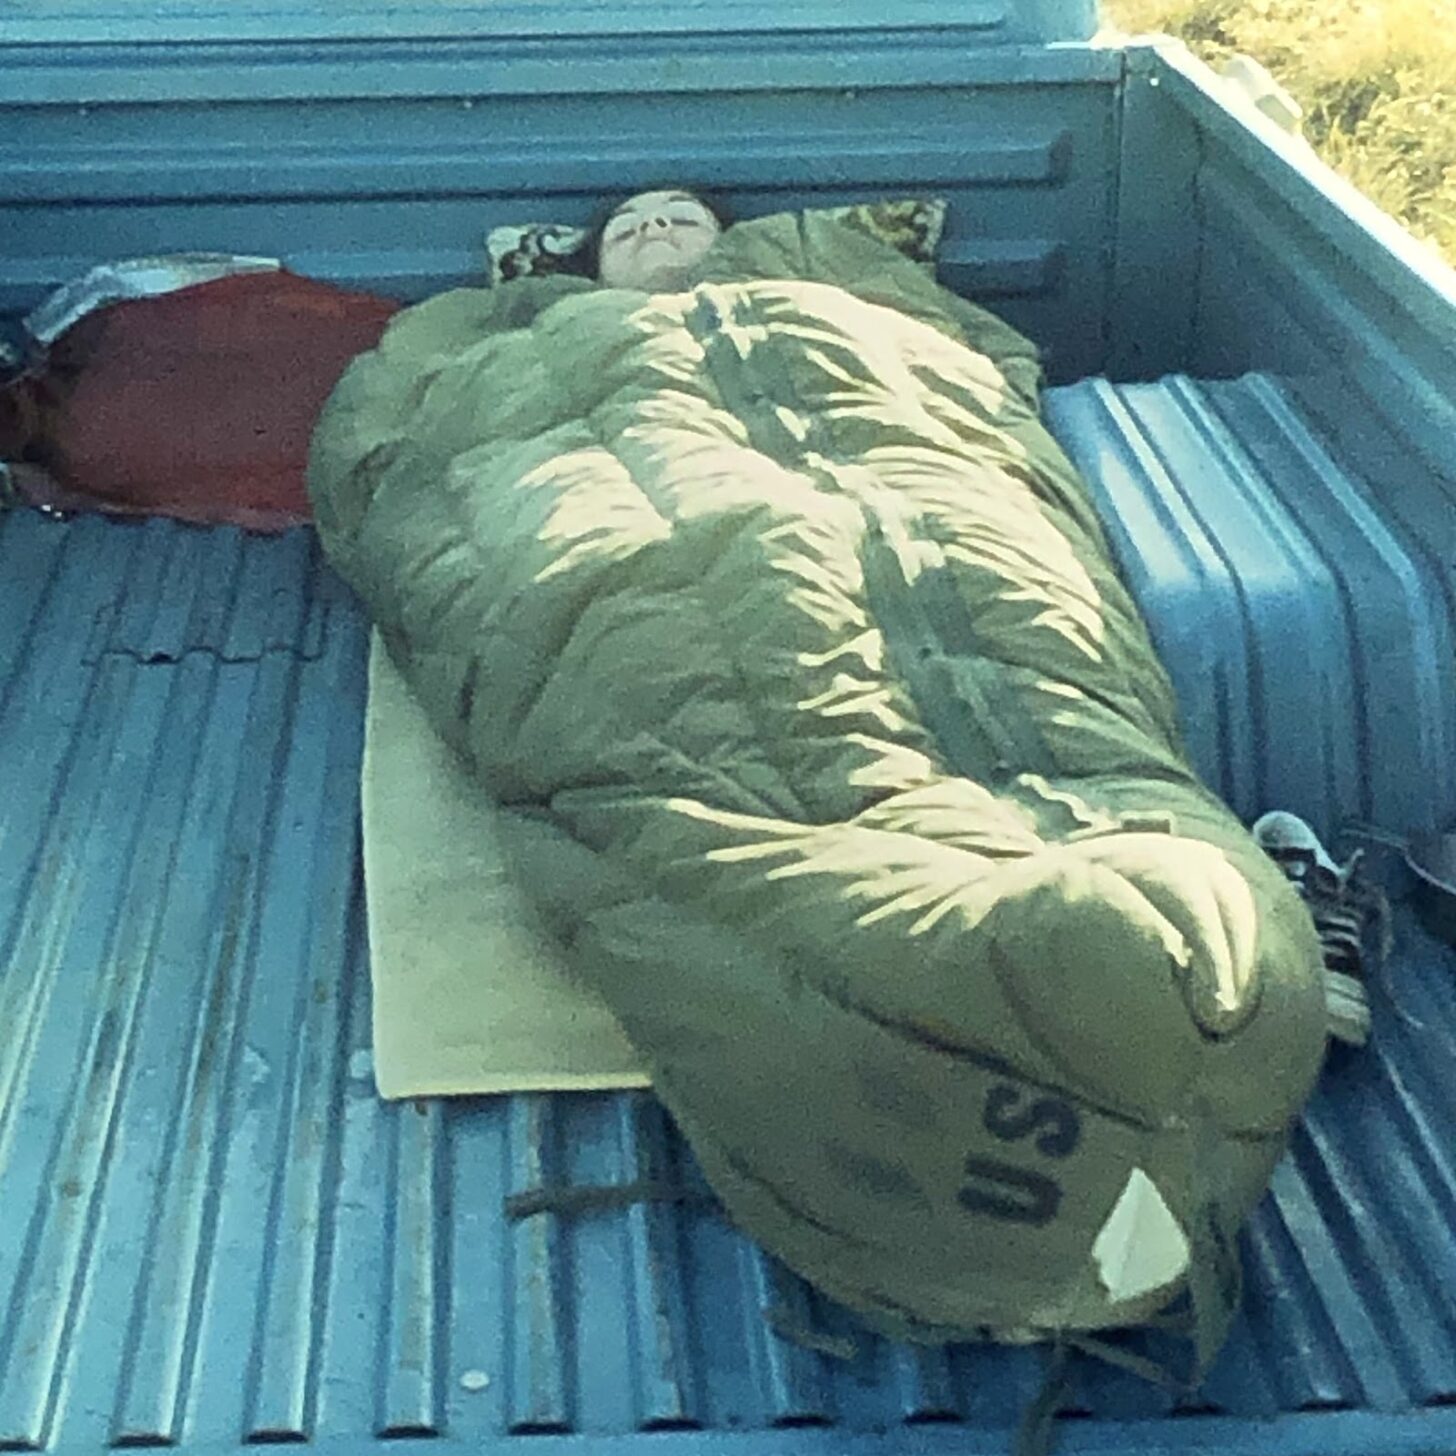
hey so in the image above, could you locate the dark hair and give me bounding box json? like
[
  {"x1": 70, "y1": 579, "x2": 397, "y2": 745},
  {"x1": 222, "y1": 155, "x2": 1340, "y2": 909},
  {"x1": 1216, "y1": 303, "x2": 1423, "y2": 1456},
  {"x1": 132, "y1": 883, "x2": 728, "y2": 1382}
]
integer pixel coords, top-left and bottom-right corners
[{"x1": 573, "y1": 187, "x2": 736, "y2": 279}]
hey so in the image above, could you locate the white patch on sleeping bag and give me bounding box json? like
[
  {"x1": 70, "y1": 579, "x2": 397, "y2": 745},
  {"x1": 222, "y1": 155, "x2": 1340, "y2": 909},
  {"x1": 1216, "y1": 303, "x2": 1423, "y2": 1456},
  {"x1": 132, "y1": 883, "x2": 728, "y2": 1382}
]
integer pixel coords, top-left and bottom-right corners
[{"x1": 1092, "y1": 1167, "x2": 1191, "y2": 1303}]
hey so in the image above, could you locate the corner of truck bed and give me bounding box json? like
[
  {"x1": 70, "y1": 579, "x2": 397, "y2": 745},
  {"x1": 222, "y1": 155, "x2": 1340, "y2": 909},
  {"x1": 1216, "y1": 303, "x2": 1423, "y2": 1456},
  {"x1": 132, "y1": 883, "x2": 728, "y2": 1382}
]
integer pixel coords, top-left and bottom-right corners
[{"x1": 3, "y1": 5, "x2": 1456, "y2": 1455}]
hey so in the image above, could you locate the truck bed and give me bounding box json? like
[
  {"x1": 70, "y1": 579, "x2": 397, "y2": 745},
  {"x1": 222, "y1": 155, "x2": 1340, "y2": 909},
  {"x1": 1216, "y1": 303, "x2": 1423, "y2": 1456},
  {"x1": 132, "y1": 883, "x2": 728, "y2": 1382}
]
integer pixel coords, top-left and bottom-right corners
[{"x1": 3, "y1": 369, "x2": 1455, "y2": 1456}]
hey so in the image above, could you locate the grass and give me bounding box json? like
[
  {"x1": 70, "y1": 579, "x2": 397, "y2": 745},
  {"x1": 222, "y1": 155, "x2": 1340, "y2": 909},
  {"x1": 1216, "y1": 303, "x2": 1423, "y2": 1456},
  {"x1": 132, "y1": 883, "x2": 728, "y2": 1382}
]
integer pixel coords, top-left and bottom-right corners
[{"x1": 1100, "y1": 0, "x2": 1456, "y2": 264}]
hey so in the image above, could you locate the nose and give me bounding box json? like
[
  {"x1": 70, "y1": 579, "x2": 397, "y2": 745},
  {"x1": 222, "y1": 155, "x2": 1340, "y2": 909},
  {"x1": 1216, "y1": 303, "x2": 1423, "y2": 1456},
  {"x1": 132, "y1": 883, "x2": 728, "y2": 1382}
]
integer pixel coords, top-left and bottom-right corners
[{"x1": 642, "y1": 214, "x2": 671, "y2": 234}]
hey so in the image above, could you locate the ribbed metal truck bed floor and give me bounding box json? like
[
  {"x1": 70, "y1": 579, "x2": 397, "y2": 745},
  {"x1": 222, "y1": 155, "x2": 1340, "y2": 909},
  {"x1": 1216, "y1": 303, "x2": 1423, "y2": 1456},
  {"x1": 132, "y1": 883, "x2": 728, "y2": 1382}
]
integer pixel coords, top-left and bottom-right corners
[{"x1": 3, "y1": 373, "x2": 1455, "y2": 1456}]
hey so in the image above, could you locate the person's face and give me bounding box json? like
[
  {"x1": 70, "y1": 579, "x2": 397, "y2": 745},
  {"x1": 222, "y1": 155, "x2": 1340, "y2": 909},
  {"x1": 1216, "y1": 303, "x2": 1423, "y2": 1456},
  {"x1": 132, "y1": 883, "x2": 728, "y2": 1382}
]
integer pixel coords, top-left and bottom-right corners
[{"x1": 597, "y1": 190, "x2": 722, "y2": 292}]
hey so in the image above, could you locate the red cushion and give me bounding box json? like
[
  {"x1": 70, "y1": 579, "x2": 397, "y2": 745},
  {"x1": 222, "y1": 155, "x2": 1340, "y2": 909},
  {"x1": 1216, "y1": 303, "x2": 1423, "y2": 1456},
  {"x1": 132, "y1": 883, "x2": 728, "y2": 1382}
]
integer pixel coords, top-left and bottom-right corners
[{"x1": 5, "y1": 269, "x2": 400, "y2": 531}]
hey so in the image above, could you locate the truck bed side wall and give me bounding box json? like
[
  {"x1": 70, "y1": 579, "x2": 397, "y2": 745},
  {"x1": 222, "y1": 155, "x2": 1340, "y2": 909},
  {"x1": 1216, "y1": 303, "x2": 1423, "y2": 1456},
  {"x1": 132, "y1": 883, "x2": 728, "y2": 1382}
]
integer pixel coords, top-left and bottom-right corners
[
  {"x1": 0, "y1": 38, "x2": 1121, "y2": 385},
  {"x1": 1108, "y1": 43, "x2": 1456, "y2": 835},
  {"x1": 1123, "y1": 43, "x2": 1456, "y2": 485}
]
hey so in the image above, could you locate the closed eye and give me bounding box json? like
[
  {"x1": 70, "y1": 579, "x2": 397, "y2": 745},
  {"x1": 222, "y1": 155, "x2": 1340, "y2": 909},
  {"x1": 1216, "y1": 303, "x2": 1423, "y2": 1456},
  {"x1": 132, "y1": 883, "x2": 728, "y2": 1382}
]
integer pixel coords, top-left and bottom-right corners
[{"x1": 606, "y1": 216, "x2": 707, "y2": 243}]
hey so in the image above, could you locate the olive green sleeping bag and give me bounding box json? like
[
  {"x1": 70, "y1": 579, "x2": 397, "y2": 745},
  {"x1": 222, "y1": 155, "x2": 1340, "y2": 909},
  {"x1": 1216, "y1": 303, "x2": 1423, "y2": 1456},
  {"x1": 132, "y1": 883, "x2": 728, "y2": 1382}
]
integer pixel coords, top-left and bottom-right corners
[{"x1": 307, "y1": 209, "x2": 1329, "y2": 1357}]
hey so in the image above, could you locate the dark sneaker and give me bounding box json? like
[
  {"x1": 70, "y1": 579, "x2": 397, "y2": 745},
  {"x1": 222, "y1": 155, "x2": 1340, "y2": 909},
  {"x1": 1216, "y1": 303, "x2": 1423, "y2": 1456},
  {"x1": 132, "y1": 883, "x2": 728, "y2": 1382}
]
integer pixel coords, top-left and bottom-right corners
[{"x1": 1252, "y1": 811, "x2": 1373, "y2": 1047}]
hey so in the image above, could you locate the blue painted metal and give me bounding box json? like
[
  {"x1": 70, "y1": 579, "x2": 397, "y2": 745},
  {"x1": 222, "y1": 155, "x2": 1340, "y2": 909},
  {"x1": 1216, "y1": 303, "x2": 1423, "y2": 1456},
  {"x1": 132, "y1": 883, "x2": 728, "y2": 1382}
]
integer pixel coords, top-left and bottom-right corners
[
  {"x1": 4, "y1": 360, "x2": 1456, "y2": 1455},
  {"x1": 0, "y1": 519, "x2": 368, "y2": 1453},
  {"x1": 3, "y1": 13, "x2": 1456, "y2": 1456},
  {"x1": 1043, "y1": 372, "x2": 1456, "y2": 839},
  {"x1": 1143, "y1": 44, "x2": 1456, "y2": 369},
  {"x1": 0, "y1": 37, "x2": 1122, "y2": 107},
  {"x1": 0, "y1": 0, "x2": 1097, "y2": 47},
  {"x1": 1123, "y1": 43, "x2": 1456, "y2": 488},
  {"x1": 377, "y1": 1099, "x2": 446, "y2": 1438},
  {"x1": 1106, "y1": 47, "x2": 1201, "y2": 380},
  {"x1": 505, "y1": 1095, "x2": 571, "y2": 1435},
  {"x1": 0, "y1": 43, "x2": 1121, "y2": 386}
]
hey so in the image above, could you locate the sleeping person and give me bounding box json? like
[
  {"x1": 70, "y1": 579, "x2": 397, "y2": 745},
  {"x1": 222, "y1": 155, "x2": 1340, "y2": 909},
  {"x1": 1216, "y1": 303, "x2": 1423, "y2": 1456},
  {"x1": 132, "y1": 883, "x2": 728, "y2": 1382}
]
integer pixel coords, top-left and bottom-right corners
[
  {"x1": 307, "y1": 187, "x2": 1334, "y2": 1371},
  {"x1": 589, "y1": 189, "x2": 729, "y2": 292}
]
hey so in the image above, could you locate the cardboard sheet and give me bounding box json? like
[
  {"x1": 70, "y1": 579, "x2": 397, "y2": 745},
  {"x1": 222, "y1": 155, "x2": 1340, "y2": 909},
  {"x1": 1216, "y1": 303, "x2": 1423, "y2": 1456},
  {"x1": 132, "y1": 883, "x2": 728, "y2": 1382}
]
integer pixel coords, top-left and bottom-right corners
[{"x1": 361, "y1": 633, "x2": 651, "y2": 1098}]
